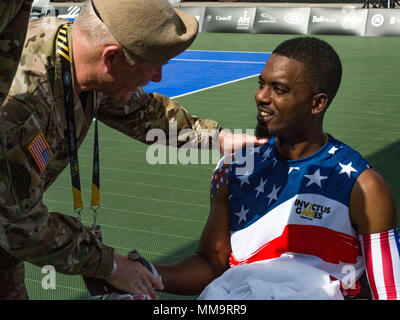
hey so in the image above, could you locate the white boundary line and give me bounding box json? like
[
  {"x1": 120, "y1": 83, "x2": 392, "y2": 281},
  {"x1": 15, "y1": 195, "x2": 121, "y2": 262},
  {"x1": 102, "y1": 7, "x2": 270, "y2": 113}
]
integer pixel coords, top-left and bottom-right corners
[
  {"x1": 167, "y1": 49, "x2": 270, "y2": 98},
  {"x1": 172, "y1": 58, "x2": 265, "y2": 64},
  {"x1": 171, "y1": 73, "x2": 259, "y2": 99},
  {"x1": 185, "y1": 49, "x2": 272, "y2": 54}
]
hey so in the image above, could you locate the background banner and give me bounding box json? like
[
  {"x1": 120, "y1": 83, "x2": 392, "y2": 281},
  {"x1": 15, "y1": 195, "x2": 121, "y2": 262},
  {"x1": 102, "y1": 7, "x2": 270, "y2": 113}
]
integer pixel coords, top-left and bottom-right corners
[
  {"x1": 179, "y1": 6, "x2": 206, "y2": 32},
  {"x1": 236, "y1": 0, "x2": 363, "y2": 2},
  {"x1": 365, "y1": 9, "x2": 400, "y2": 36},
  {"x1": 308, "y1": 7, "x2": 368, "y2": 36},
  {"x1": 30, "y1": 4, "x2": 400, "y2": 37},
  {"x1": 253, "y1": 7, "x2": 310, "y2": 34},
  {"x1": 202, "y1": 7, "x2": 256, "y2": 33}
]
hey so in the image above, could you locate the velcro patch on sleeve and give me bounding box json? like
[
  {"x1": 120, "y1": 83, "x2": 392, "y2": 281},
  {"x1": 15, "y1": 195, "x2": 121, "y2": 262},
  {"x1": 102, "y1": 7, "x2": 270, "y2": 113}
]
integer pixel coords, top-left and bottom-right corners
[{"x1": 28, "y1": 132, "x2": 53, "y2": 173}]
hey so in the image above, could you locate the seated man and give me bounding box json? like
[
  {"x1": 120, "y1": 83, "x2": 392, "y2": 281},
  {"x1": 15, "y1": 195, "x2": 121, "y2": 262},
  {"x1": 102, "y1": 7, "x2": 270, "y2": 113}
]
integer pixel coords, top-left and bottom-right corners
[{"x1": 154, "y1": 37, "x2": 400, "y2": 300}]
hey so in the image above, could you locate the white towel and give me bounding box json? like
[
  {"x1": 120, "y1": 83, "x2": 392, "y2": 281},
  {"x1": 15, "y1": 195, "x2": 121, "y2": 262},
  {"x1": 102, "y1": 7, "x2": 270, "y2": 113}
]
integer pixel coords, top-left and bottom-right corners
[{"x1": 198, "y1": 257, "x2": 344, "y2": 300}]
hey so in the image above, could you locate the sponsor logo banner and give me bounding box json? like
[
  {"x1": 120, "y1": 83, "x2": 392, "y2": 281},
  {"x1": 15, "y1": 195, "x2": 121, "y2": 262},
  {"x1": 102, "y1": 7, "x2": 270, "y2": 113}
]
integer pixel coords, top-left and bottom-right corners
[
  {"x1": 253, "y1": 7, "x2": 310, "y2": 34},
  {"x1": 203, "y1": 7, "x2": 256, "y2": 33},
  {"x1": 365, "y1": 9, "x2": 400, "y2": 36},
  {"x1": 30, "y1": 4, "x2": 82, "y2": 20},
  {"x1": 308, "y1": 7, "x2": 368, "y2": 36},
  {"x1": 178, "y1": 6, "x2": 206, "y2": 32},
  {"x1": 237, "y1": 0, "x2": 363, "y2": 2},
  {"x1": 29, "y1": 5, "x2": 400, "y2": 38}
]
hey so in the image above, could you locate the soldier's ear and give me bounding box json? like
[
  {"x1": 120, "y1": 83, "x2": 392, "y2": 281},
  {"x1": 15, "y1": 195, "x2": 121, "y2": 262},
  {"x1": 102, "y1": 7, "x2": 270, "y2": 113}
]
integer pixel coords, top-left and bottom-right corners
[{"x1": 101, "y1": 45, "x2": 123, "y2": 73}]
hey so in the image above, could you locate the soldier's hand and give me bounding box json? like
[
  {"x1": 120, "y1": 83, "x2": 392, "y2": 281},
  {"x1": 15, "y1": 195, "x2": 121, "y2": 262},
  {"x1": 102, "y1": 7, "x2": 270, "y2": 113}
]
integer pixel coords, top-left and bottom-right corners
[
  {"x1": 219, "y1": 129, "x2": 268, "y2": 155},
  {"x1": 102, "y1": 253, "x2": 164, "y2": 300}
]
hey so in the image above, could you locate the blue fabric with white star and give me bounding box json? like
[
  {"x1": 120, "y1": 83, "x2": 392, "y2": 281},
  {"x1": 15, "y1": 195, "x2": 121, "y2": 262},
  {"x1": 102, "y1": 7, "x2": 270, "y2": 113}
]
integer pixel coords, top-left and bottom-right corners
[
  {"x1": 210, "y1": 134, "x2": 372, "y2": 232},
  {"x1": 210, "y1": 163, "x2": 232, "y2": 198}
]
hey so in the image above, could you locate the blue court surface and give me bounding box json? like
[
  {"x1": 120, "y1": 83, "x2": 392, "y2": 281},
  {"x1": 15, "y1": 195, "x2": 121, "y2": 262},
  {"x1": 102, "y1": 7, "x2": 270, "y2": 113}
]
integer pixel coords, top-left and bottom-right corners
[{"x1": 144, "y1": 50, "x2": 271, "y2": 98}]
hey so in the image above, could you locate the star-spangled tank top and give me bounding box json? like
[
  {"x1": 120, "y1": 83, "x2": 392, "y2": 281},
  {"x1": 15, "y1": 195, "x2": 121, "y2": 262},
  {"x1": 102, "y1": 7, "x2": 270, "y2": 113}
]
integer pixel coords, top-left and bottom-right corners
[{"x1": 210, "y1": 134, "x2": 371, "y2": 285}]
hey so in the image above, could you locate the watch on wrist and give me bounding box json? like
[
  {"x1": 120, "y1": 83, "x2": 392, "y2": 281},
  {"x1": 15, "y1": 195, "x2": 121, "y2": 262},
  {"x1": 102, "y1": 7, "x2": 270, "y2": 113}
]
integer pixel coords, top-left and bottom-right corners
[{"x1": 127, "y1": 249, "x2": 152, "y2": 272}]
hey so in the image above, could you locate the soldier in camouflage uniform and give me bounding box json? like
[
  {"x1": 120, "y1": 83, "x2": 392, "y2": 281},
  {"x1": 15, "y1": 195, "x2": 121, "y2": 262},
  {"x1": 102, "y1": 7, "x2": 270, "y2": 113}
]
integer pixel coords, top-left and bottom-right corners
[
  {"x1": 0, "y1": 0, "x2": 34, "y2": 106},
  {"x1": 0, "y1": 0, "x2": 230, "y2": 299},
  {"x1": 0, "y1": 0, "x2": 34, "y2": 299}
]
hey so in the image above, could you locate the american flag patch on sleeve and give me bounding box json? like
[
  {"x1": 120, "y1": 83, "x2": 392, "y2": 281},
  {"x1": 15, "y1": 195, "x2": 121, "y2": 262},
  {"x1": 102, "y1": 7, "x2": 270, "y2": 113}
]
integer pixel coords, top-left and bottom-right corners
[{"x1": 28, "y1": 132, "x2": 53, "y2": 173}]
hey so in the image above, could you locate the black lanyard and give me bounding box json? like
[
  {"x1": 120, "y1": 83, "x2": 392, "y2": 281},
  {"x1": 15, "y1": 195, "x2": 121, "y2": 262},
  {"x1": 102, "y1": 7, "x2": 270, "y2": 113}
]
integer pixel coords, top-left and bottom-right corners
[{"x1": 57, "y1": 23, "x2": 100, "y2": 227}]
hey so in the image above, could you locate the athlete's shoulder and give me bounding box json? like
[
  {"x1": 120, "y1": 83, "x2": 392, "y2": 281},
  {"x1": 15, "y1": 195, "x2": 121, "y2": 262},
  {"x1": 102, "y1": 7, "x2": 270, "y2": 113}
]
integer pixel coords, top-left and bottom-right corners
[{"x1": 326, "y1": 134, "x2": 372, "y2": 174}]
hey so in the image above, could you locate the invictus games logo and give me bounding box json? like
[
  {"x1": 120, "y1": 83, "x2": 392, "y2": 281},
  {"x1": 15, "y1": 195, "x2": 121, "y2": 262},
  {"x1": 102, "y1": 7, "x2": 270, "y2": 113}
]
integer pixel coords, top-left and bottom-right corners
[{"x1": 294, "y1": 199, "x2": 331, "y2": 220}]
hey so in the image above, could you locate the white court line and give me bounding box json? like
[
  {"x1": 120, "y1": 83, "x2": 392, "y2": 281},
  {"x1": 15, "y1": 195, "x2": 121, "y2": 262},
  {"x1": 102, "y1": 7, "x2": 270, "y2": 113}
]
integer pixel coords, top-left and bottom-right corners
[
  {"x1": 171, "y1": 73, "x2": 259, "y2": 99},
  {"x1": 185, "y1": 49, "x2": 272, "y2": 54},
  {"x1": 172, "y1": 58, "x2": 265, "y2": 64},
  {"x1": 167, "y1": 49, "x2": 270, "y2": 98},
  {"x1": 25, "y1": 278, "x2": 87, "y2": 293}
]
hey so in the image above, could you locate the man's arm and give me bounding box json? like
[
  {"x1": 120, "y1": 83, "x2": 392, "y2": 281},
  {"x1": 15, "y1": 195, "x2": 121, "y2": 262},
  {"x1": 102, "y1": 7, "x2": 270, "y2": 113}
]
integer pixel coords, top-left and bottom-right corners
[
  {"x1": 350, "y1": 168, "x2": 397, "y2": 234},
  {"x1": 155, "y1": 184, "x2": 232, "y2": 295},
  {"x1": 0, "y1": 91, "x2": 116, "y2": 279},
  {"x1": 350, "y1": 168, "x2": 400, "y2": 300},
  {"x1": 97, "y1": 90, "x2": 267, "y2": 154},
  {"x1": 0, "y1": 0, "x2": 33, "y2": 105},
  {"x1": 0, "y1": 95, "x2": 162, "y2": 298},
  {"x1": 97, "y1": 90, "x2": 221, "y2": 148}
]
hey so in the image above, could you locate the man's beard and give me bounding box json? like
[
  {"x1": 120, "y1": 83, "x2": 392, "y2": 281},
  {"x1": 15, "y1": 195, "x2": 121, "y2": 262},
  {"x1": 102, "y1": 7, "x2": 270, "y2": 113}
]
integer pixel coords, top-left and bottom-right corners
[{"x1": 255, "y1": 122, "x2": 271, "y2": 139}]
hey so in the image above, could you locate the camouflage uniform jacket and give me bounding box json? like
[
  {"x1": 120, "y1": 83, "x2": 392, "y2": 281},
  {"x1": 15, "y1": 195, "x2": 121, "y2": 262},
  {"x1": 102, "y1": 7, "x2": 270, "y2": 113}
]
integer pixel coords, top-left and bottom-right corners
[
  {"x1": 0, "y1": 18, "x2": 221, "y2": 278},
  {"x1": 0, "y1": 0, "x2": 33, "y2": 105}
]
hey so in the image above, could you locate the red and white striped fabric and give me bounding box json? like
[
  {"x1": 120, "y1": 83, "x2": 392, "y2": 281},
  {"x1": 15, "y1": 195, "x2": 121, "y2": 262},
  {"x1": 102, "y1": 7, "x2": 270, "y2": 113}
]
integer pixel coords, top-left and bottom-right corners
[
  {"x1": 228, "y1": 194, "x2": 365, "y2": 288},
  {"x1": 359, "y1": 228, "x2": 400, "y2": 300}
]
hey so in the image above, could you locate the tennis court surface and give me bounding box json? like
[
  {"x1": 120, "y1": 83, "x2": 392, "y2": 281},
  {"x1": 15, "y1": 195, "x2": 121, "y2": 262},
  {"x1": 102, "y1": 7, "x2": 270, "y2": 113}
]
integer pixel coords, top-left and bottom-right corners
[{"x1": 25, "y1": 33, "x2": 400, "y2": 300}]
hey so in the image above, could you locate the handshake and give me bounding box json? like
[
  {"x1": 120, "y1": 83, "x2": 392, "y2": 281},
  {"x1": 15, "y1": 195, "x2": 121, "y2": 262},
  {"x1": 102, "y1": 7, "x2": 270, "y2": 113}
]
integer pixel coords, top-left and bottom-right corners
[{"x1": 83, "y1": 249, "x2": 163, "y2": 300}]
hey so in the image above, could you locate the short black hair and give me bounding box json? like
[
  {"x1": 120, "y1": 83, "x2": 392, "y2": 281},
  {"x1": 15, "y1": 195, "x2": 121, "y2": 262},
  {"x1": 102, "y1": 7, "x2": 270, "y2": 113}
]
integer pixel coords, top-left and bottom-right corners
[{"x1": 273, "y1": 37, "x2": 342, "y2": 107}]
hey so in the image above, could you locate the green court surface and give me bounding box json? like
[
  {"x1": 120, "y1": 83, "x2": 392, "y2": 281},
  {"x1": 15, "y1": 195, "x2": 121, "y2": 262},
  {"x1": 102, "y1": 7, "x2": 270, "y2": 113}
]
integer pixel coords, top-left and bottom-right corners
[{"x1": 25, "y1": 33, "x2": 400, "y2": 300}]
